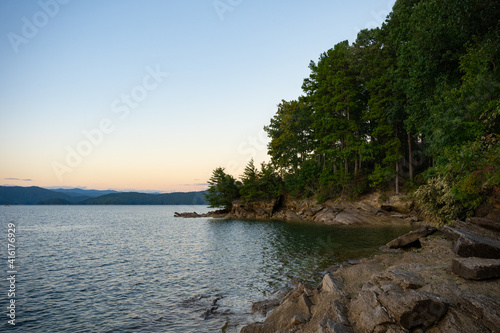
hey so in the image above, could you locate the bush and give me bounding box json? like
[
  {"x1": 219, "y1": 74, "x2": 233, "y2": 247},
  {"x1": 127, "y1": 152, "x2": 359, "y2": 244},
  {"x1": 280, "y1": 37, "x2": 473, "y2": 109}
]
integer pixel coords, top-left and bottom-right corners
[{"x1": 415, "y1": 135, "x2": 500, "y2": 225}]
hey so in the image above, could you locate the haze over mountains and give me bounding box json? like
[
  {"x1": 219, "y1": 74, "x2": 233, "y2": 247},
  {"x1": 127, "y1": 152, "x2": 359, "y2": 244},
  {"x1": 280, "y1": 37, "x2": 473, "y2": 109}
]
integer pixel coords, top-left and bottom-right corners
[{"x1": 0, "y1": 186, "x2": 208, "y2": 205}]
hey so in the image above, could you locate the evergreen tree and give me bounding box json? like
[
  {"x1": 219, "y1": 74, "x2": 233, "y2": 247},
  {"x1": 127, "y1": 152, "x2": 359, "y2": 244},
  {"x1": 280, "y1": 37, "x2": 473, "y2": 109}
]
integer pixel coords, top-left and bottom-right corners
[{"x1": 205, "y1": 167, "x2": 240, "y2": 210}]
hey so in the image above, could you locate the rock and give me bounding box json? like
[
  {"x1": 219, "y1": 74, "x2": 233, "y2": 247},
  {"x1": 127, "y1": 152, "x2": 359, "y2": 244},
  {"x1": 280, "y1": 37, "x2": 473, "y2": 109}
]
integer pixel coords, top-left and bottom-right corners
[
  {"x1": 318, "y1": 315, "x2": 354, "y2": 333},
  {"x1": 243, "y1": 287, "x2": 313, "y2": 332},
  {"x1": 385, "y1": 225, "x2": 437, "y2": 249},
  {"x1": 333, "y1": 210, "x2": 365, "y2": 224},
  {"x1": 320, "y1": 273, "x2": 346, "y2": 296},
  {"x1": 466, "y1": 217, "x2": 500, "y2": 232},
  {"x1": 251, "y1": 299, "x2": 281, "y2": 316},
  {"x1": 174, "y1": 211, "x2": 200, "y2": 218},
  {"x1": 432, "y1": 291, "x2": 500, "y2": 333},
  {"x1": 377, "y1": 269, "x2": 425, "y2": 289},
  {"x1": 452, "y1": 257, "x2": 500, "y2": 280},
  {"x1": 379, "y1": 246, "x2": 403, "y2": 253},
  {"x1": 299, "y1": 204, "x2": 324, "y2": 218},
  {"x1": 349, "y1": 289, "x2": 395, "y2": 333},
  {"x1": 291, "y1": 315, "x2": 307, "y2": 325},
  {"x1": 350, "y1": 267, "x2": 448, "y2": 332},
  {"x1": 465, "y1": 294, "x2": 500, "y2": 331},
  {"x1": 313, "y1": 208, "x2": 340, "y2": 224},
  {"x1": 442, "y1": 226, "x2": 500, "y2": 259},
  {"x1": 380, "y1": 197, "x2": 413, "y2": 214},
  {"x1": 378, "y1": 289, "x2": 449, "y2": 329},
  {"x1": 285, "y1": 209, "x2": 303, "y2": 222}
]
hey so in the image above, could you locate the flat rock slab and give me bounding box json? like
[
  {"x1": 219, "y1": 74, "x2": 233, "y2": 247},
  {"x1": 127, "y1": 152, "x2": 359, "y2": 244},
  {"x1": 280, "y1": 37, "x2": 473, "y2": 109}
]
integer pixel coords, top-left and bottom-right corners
[
  {"x1": 385, "y1": 225, "x2": 437, "y2": 249},
  {"x1": 452, "y1": 257, "x2": 500, "y2": 280},
  {"x1": 442, "y1": 226, "x2": 500, "y2": 259},
  {"x1": 466, "y1": 217, "x2": 500, "y2": 232}
]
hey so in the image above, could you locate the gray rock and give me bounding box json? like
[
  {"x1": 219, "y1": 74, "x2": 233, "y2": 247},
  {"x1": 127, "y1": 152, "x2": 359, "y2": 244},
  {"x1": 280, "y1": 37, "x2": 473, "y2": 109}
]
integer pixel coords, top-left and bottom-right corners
[
  {"x1": 251, "y1": 299, "x2": 281, "y2": 316},
  {"x1": 321, "y1": 273, "x2": 346, "y2": 297},
  {"x1": 385, "y1": 226, "x2": 437, "y2": 249},
  {"x1": 349, "y1": 289, "x2": 393, "y2": 333},
  {"x1": 378, "y1": 289, "x2": 449, "y2": 329},
  {"x1": 466, "y1": 217, "x2": 500, "y2": 232},
  {"x1": 381, "y1": 269, "x2": 425, "y2": 289},
  {"x1": 452, "y1": 257, "x2": 500, "y2": 280},
  {"x1": 333, "y1": 211, "x2": 364, "y2": 224},
  {"x1": 318, "y1": 315, "x2": 354, "y2": 333},
  {"x1": 285, "y1": 209, "x2": 303, "y2": 222},
  {"x1": 314, "y1": 208, "x2": 340, "y2": 224},
  {"x1": 442, "y1": 226, "x2": 500, "y2": 259}
]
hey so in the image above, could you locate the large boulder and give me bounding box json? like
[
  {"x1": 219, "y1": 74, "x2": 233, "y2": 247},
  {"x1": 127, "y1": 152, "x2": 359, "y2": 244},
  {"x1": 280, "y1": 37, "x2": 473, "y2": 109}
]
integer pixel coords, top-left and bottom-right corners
[
  {"x1": 442, "y1": 226, "x2": 500, "y2": 259},
  {"x1": 241, "y1": 285, "x2": 314, "y2": 333},
  {"x1": 452, "y1": 257, "x2": 500, "y2": 280},
  {"x1": 350, "y1": 269, "x2": 448, "y2": 332}
]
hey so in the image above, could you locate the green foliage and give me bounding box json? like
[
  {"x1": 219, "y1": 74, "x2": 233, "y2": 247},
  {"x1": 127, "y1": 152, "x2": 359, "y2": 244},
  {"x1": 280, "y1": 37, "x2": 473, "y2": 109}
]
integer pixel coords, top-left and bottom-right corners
[
  {"x1": 368, "y1": 164, "x2": 394, "y2": 189},
  {"x1": 264, "y1": 99, "x2": 315, "y2": 171},
  {"x1": 283, "y1": 159, "x2": 321, "y2": 198},
  {"x1": 240, "y1": 159, "x2": 283, "y2": 202},
  {"x1": 205, "y1": 167, "x2": 241, "y2": 210},
  {"x1": 415, "y1": 136, "x2": 500, "y2": 225},
  {"x1": 414, "y1": 176, "x2": 463, "y2": 226},
  {"x1": 209, "y1": 0, "x2": 499, "y2": 223}
]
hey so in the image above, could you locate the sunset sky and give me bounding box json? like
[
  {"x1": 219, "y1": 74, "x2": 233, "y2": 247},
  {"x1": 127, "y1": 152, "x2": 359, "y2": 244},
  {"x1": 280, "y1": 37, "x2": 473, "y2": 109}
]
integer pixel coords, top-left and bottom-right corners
[{"x1": 0, "y1": 0, "x2": 395, "y2": 192}]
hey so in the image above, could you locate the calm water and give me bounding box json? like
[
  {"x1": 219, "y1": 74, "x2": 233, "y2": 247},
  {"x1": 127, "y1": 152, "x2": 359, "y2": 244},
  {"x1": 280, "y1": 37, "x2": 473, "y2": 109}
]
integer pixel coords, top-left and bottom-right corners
[{"x1": 0, "y1": 206, "x2": 414, "y2": 332}]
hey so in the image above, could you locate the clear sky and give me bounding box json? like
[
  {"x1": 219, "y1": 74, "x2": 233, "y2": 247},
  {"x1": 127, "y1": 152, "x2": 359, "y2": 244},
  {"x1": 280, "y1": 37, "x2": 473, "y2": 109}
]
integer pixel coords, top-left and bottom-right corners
[{"x1": 0, "y1": 0, "x2": 395, "y2": 192}]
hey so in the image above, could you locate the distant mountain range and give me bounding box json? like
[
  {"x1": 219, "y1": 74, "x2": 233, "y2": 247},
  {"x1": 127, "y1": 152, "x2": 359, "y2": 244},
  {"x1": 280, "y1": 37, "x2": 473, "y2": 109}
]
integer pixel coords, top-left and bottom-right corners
[{"x1": 0, "y1": 186, "x2": 208, "y2": 205}]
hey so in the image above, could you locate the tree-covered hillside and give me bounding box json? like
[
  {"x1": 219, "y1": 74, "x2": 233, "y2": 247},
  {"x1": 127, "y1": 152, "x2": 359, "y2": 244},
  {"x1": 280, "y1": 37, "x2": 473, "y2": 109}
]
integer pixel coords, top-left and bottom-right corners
[
  {"x1": 206, "y1": 0, "x2": 499, "y2": 225},
  {"x1": 0, "y1": 186, "x2": 208, "y2": 205}
]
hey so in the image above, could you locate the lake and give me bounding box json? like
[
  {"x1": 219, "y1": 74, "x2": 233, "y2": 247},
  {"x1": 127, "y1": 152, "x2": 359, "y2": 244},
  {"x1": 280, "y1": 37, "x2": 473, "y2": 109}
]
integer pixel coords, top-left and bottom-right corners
[{"x1": 0, "y1": 205, "x2": 414, "y2": 332}]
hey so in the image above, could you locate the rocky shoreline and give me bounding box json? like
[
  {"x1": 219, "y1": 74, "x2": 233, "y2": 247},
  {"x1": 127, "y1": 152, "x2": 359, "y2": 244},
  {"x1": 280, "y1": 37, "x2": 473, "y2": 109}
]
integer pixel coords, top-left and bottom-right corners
[
  {"x1": 175, "y1": 193, "x2": 420, "y2": 226},
  {"x1": 241, "y1": 222, "x2": 500, "y2": 332},
  {"x1": 175, "y1": 194, "x2": 500, "y2": 332}
]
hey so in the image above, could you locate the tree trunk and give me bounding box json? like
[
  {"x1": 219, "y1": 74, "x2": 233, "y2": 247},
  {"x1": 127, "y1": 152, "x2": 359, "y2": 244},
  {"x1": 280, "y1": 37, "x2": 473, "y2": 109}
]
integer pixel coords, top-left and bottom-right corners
[
  {"x1": 395, "y1": 160, "x2": 400, "y2": 195},
  {"x1": 408, "y1": 132, "x2": 413, "y2": 180}
]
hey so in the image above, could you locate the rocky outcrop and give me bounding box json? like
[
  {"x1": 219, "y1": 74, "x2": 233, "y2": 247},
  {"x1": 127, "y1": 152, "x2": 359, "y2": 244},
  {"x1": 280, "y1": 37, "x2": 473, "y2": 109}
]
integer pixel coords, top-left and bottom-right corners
[
  {"x1": 225, "y1": 194, "x2": 421, "y2": 226},
  {"x1": 175, "y1": 193, "x2": 422, "y2": 226},
  {"x1": 174, "y1": 209, "x2": 228, "y2": 218},
  {"x1": 241, "y1": 235, "x2": 500, "y2": 333}
]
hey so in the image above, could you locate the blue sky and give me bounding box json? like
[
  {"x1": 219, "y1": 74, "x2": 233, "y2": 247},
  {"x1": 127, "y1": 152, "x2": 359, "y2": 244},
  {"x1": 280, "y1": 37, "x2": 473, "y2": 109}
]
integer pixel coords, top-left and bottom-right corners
[{"x1": 0, "y1": 0, "x2": 395, "y2": 192}]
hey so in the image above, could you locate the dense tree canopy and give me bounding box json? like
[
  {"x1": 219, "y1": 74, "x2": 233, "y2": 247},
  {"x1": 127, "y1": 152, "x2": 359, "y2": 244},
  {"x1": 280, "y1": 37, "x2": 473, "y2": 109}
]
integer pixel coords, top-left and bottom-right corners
[{"x1": 207, "y1": 0, "x2": 499, "y2": 224}]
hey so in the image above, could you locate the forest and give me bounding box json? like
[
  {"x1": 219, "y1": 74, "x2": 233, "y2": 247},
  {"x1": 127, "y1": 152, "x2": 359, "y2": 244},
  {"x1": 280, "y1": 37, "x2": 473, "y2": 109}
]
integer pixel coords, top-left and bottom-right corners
[{"x1": 206, "y1": 0, "x2": 499, "y2": 225}]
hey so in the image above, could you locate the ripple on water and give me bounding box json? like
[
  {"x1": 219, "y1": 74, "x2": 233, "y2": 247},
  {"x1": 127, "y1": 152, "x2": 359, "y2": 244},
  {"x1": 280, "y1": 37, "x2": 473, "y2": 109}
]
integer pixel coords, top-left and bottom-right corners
[{"x1": 0, "y1": 206, "x2": 415, "y2": 332}]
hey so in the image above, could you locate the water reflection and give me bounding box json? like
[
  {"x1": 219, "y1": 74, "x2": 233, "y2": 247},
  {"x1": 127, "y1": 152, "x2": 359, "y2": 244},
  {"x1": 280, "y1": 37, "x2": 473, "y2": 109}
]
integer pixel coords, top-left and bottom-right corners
[{"x1": 206, "y1": 219, "x2": 415, "y2": 287}]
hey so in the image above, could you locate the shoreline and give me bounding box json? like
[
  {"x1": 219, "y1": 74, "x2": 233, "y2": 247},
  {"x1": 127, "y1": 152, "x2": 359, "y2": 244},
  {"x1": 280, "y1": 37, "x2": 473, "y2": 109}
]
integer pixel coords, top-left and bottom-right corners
[
  {"x1": 176, "y1": 192, "x2": 421, "y2": 227},
  {"x1": 240, "y1": 233, "x2": 500, "y2": 332},
  {"x1": 175, "y1": 194, "x2": 500, "y2": 332}
]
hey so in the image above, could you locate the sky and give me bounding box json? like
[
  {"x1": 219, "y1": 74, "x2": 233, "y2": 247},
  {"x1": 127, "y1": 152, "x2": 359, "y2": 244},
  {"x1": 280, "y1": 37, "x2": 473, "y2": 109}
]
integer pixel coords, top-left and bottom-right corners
[{"x1": 0, "y1": 0, "x2": 395, "y2": 193}]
